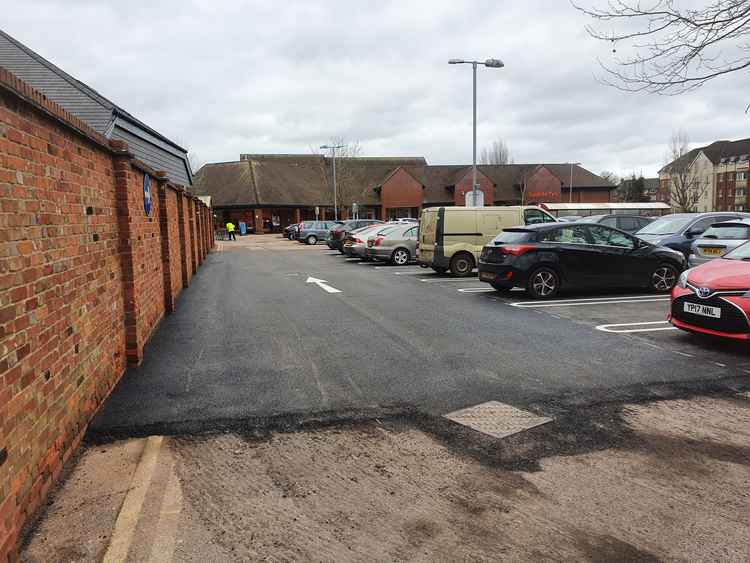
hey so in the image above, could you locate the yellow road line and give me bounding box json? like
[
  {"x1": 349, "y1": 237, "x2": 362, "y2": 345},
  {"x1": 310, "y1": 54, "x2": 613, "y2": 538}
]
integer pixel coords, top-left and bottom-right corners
[{"x1": 103, "y1": 436, "x2": 164, "y2": 563}]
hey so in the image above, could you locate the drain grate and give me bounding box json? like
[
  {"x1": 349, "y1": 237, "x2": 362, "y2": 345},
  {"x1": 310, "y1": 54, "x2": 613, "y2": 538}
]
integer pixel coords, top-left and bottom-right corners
[{"x1": 444, "y1": 401, "x2": 553, "y2": 439}]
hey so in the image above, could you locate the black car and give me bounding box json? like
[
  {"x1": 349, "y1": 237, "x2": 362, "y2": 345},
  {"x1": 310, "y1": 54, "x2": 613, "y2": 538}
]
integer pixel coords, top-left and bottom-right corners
[
  {"x1": 328, "y1": 219, "x2": 383, "y2": 252},
  {"x1": 577, "y1": 214, "x2": 655, "y2": 233},
  {"x1": 478, "y1": 223, "x2": 685, "y2": 299}
]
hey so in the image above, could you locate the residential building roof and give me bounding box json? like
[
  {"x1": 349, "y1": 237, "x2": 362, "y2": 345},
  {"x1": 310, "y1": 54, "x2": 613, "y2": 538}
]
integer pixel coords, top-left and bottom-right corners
[
  {"x1": 660, "y1": 137, "x2": 750, "y2": 173},
  {"x1": 0, "y1": 28, "x2": 192, "y2": 185},
  {"x1": 193, "y1": 155, "x2": 614, "y2": 208}
]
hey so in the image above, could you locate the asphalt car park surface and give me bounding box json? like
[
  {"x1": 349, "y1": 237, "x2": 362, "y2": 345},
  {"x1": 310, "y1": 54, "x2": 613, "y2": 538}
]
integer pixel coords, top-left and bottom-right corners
[{"x1": 90, "y1": 238, "x2": 748, "y2": 438}]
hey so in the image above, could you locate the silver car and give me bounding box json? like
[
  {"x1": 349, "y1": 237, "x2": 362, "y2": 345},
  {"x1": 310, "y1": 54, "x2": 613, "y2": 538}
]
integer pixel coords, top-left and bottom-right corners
[
  {"x1": 366, "y1": 223, "x2": 419, "y2": 265},
  {"x1": 343, "y1": 224, "x2": 393, "y2": 259},
  {"x1": 689, "y1": 218, "x2": 750, "y2": 266}
]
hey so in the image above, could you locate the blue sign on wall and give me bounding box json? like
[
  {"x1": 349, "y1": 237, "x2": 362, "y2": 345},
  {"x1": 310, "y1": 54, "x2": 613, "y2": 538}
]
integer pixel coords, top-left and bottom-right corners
[{"x1": 143, "y1": 174, "x2": 152, "y2": 216}]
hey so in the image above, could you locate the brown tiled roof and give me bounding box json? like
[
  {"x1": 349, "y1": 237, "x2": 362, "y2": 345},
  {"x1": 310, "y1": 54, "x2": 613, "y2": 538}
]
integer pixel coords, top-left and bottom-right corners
[
  {"x1": 191, "y1": 160, "x2": 257, "y2": 206},
  {"x1": 193, "y1": 155, "x2": 614, "y2": 207},
  {"x1": 541, "y1": 164, "x2": 616, "y2": 189}
]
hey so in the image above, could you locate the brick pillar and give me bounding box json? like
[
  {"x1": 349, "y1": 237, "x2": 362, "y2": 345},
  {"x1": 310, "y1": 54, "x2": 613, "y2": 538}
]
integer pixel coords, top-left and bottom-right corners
[
  {"x1": 188, "y1": 198, "x2": 197, "y2": 274},
  {"x1": 176, "y1": 188, "x2": 190, "y2": 288},
  {"x1": 197, "y1": 202, "x2": 205, "y2": 262},
  {"x1": 155, "y1": 172, "x2": 175, "y2": 313},
  {"x1": 194, "y1": 202, "x2": 202, "y2": 264},
  {"x1": 294, "y1": 208, "x2": 301, "y2": 223},
  {"x1": 110, "y1": 140, "x2": 141, "y2": 365}
]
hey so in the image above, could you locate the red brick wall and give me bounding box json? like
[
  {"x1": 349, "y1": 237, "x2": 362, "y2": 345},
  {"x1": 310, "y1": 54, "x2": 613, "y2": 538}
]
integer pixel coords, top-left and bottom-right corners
[
  {"x1": 380, "y1": 168, "x2": 423, "y2": 216},
  {"x1": 453, "y1": 169, "x2": 493, "y2": 206},
  {"x1": 0, "y1": 70, "x2": 212, "y2": 563},
  {"x1": 526, "y1": 167, "x2": 562, "y2": 202},
  {"x1": 569, "y1": 189, "x2": 612, "y2": 203}
]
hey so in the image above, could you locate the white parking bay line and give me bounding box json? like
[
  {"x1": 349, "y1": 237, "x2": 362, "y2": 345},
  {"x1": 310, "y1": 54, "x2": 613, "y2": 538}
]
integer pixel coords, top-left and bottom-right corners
[
  {"x1": 420, "y1": 278, "x2": 479, "y2": 283},
  {"x1": 512, "y1": 297, "x2": 669, "y2": 308},
  {"x1": 596, "y1": 321, "x2": 678, "y2": 333},
  {"x1": 394, "y1": 270, "x2": 432, "y2": 275},
  {"x1": 458, "y1": 287, "x2": 497, "y2": 293}
]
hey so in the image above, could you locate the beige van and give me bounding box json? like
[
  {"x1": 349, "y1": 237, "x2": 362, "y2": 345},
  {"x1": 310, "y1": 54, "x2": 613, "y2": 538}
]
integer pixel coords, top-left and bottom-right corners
[{"x1": 417, "y1": 206, "x2": 557, "y2": 276}]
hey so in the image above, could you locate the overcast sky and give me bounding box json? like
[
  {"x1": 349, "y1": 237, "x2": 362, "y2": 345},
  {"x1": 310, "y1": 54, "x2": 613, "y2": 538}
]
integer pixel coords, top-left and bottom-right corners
[{"x1": 2, "y1": 0, "x2": 747, "y2": 178}]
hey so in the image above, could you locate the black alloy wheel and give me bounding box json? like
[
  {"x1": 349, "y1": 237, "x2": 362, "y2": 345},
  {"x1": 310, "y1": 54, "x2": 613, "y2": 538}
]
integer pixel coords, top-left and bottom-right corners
[
  {"x1": 650, "y1": 263, "x2": 679, "y2": 292},
  {"x1": 526, "y1": 267, "x2": 560, "y2": 299}
]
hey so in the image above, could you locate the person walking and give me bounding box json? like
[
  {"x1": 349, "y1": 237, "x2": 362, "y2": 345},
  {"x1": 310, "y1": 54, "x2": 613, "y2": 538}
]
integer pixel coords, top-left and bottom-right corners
[{"x1": 226, "y1": 221, "x2": 237, "y2": 241}]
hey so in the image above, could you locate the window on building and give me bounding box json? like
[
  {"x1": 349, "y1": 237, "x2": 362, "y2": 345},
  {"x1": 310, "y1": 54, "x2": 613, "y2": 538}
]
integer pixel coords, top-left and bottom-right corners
[
  {"x1": 736, "y1": 188, "x2": 746, "y2": 197},
  {"x1": 737, "y1": 171, "x2": 747, "y2": 181}
]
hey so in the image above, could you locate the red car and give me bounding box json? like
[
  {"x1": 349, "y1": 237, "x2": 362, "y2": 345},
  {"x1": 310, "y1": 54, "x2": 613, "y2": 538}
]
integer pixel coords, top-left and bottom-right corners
[{"x1": 669, "y1": 241, "x2": 750, "y2": 340}]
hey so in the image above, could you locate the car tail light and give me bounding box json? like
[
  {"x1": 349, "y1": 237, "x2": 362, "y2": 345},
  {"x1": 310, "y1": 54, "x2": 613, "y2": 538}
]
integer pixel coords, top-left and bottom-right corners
[
  {"x1": 353, "y1": 237, "x2": 363, "y2": 244},
  {"x1": 499, "y1": 244, "x2": 535, "y2": 256},
  {"x1": 374, "y1": 236, "x2": 384, "y2": 247}
]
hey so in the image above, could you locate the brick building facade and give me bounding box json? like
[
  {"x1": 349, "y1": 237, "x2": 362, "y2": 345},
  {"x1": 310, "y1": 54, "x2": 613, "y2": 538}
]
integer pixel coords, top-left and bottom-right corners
[
  {"x1": 194, "y1": 156, "x2": 615, "y2": 232},
  {"x1": 0, "y1": 69, "x2": 212, "y2": 562}
]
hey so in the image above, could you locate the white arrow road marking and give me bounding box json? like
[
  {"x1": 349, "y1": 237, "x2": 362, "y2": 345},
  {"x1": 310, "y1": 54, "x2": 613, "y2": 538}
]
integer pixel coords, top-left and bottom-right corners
[
  {"x1": 595, "y1": 320, "x2": 678, "y2": 333},
  {"x1": 306, "y1": 276, "x2": 342, "y2": 294}
]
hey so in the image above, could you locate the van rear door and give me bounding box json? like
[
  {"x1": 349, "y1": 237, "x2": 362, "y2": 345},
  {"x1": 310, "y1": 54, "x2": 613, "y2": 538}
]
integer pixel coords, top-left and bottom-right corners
[{"x1": 418, "y1": 208, "x2": 438, "y2": 262}]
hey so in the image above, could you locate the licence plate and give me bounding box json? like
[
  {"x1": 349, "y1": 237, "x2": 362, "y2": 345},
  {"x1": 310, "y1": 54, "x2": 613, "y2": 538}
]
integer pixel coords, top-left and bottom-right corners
[
  {"x1": 479, "y1": 271, "x2": 496, "y2": 281},
  {"x1": 683, "y1": 302, "x2": 721, "y2": 318},
  {"x1": 701, "y1": 246, "x2": 724, "y2": 256}
]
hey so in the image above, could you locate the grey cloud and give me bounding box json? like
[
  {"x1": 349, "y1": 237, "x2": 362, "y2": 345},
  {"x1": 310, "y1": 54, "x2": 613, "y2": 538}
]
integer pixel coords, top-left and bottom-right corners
[{"x1": 2, "y1": 0, "x2": 748, "y2": 178}]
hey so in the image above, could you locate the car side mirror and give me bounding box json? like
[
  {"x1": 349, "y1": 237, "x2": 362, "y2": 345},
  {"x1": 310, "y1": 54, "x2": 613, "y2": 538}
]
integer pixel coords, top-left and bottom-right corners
[{"x1": 686, "y1": 228, "x2": 703, "y2": 238}]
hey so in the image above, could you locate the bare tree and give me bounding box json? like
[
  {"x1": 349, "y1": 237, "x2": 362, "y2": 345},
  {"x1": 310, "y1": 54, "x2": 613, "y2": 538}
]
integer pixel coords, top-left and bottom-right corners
[
  {"x1": 316, "y1": 137, "x2": 363, "y2": 218},
  {"x1": 664, "y1": 130, "x2": 708, "y2": 211},
  {"x1": 573, "y1": 0, "x2": 750, "y2": 95},
  {"x1": 187, "y1": 151, "x2": 203, "y2": 175},
  {"x1": 480, "y1": 140, "x2": 512, "y2": 164}
]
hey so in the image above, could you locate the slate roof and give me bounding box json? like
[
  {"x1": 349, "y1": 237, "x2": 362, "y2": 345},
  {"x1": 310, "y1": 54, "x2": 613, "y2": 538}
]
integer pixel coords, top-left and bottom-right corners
[
  {"x1": 195, "y1": 156, "x2": 614, "y2": 208},
  {"x1": 0, "y1": 28, "x2": 192, "y2": 185},
  {"x1": 700, "y1": 138, "x2": 750, "y2": 164},
  {"x1": 660, "y1": 138, "x2": 750, "y2": 173}
]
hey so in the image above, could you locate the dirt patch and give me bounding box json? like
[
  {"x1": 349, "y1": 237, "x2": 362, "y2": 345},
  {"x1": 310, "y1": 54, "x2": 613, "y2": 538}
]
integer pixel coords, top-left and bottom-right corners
[
  {"x1": 169, "y1": 395, "x2": 750, "y2": 562},
  {"x1": 19, "y1": 395, "x2": 750, "y2": 562}
]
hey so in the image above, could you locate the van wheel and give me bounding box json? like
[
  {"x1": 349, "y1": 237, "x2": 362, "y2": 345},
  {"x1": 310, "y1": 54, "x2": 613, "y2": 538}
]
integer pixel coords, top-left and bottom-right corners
[
  {"x1": 391, "y1": 248, "x2": 410, "y2": 265},
  {"x1": 526, "y1": 267, "x2": 560, "y2": 299},
  {"x1": 306, "y1": 235, "x2": 317, "y2": 245},
  {"x1": 450, "y1": 253, "x2": 475, "y2": 277}
]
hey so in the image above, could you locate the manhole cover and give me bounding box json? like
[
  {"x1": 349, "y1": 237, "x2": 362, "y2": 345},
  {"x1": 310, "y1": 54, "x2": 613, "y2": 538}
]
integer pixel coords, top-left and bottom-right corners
[{"x1": 444, "y1": 401, "x2": 553, "y2": 439}]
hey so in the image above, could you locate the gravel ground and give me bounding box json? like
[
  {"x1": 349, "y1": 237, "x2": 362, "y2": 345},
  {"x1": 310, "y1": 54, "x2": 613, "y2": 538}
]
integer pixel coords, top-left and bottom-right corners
[{"x1": 21, "y1": 394, "x2": 750, "y2": 562}]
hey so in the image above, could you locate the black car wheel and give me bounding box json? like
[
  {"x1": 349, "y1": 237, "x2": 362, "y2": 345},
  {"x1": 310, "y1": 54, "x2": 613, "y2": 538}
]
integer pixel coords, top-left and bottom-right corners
[
  {"x1": 306, "y1": 235, "x2": 318, "y2": 245},
  {"x1": 449, "y1": 253, "x2": 475, "y2": 277},
  {"x1": 650, "y1": 263, "x2": 679, "y2": 292},
  {"x1": 392, "y1": 248, "x2": 410, "y2": 265},
  {"x1": 526, "y1": 267, "x2": 560, "y2": 299}
]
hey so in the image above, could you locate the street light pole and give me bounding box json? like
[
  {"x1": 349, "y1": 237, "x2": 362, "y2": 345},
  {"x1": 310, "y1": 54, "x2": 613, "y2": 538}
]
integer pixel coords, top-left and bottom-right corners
[
  {"x1": 472, "y1": 62, "x2": 477, "y2": 207},
  {"x1": 449, "y1": 58, "x2": 504, "y2": 207},
  {"x1": 320, "y1": 143, "x2": 344, "y2": 220},
  {"x1": 568, "y1": 162, "x2": 581, "y2": 203}
]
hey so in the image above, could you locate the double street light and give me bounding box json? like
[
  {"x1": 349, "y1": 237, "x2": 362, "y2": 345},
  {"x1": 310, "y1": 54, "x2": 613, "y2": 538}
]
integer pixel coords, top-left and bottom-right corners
[
  {"x1": 320, "y1": 143, "x2": 344, "y2": 220},
  {"x1": 449, "y1": 58, "x2": 504, "y2": 207}
]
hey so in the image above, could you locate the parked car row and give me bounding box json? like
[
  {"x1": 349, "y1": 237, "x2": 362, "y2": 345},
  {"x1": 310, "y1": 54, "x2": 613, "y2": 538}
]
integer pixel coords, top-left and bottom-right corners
[
  {"x1": 318, "y1": 205, "x2": 750, "y2": 342},
  {"x1": 284, "y1": 220, "x2": 343, "y2": 244}
]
